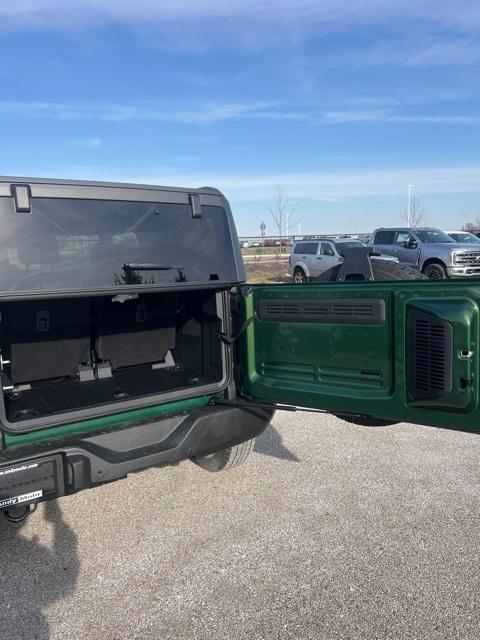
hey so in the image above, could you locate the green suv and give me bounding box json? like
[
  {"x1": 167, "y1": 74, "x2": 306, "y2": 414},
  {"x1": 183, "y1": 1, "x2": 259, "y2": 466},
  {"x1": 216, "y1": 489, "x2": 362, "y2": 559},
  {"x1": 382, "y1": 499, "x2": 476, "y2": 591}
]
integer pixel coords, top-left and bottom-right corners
[{"x1": 0, "y1": 177, "x2": 478, "y2": 523}]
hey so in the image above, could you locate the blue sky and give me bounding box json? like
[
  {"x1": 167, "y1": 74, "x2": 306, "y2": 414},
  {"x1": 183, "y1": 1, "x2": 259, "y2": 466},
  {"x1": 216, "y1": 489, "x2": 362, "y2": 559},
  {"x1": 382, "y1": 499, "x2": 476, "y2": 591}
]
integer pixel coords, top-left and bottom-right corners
[{"x1": 0, "y1": 1, "x2": 479, "y2": 234}]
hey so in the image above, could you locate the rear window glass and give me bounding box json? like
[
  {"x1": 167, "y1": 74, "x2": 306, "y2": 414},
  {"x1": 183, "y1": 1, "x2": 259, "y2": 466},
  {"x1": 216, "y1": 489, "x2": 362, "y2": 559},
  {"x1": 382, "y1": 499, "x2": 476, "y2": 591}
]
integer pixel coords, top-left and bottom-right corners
[
  {"x1": 373, "y1": 230, "x2": 395, "y2": 244},
  {"x1": 293, "y1": 242, "x2": 318, "y2": 255},
  {"x1": 0, "y1": 197, "x2": 238, "y2": 292}
]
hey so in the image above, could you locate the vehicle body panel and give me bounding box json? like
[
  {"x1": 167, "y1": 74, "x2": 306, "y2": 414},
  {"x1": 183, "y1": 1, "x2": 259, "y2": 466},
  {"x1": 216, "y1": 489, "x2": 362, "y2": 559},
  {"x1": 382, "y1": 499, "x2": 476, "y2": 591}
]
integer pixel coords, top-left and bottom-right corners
[
  {"x1": 0, "y1": 404, "x2": 273, "y2": 500},
  {"x1": 290, "y1": 239, "x2": 397, "y2": 280},
  {"x1": 242, "y1": 279, "x2": 480, "y2": 433},
  {"x1": 2, "y1": 176, "x2": 480, "y2": 517},
  {"x1": 3, "y1": 395, "x2": 211, "y2": 449},
  {"x1": 290, "y1": 240, "x2": 365, "y2": 279},
  {"x1": 371, "y1": 227, "x2": 480, "y2": 277}
]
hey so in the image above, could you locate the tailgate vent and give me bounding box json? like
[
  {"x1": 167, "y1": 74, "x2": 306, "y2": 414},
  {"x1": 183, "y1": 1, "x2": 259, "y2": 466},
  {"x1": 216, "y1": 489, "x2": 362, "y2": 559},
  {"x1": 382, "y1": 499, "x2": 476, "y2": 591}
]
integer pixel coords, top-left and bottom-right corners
[
  {"x1": 408, "y1": 309, "x2": 453, "y2": 400},
  {"x1": 257, "y1": 298, "x2": 385, "y2": 325}
]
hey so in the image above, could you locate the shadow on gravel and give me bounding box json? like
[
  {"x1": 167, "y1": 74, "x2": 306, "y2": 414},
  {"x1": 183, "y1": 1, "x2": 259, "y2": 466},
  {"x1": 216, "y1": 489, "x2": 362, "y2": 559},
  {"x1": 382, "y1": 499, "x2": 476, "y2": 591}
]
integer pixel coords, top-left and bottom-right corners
[
  {"x1": 254, "y1": 424, "x2": 300, "y2": 462},
  {"x1": 0, "y1": 500, "x2": 79, "y2": 640}
]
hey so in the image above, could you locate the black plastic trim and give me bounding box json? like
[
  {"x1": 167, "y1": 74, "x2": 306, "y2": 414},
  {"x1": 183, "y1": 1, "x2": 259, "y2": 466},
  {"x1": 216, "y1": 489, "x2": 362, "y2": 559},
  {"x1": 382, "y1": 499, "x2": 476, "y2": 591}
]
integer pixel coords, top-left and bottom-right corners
[
  {"x1": 407, "y1": 309, "x2": 453, "y2": 400},
  {"x1": 11, "y1": 184, "x2": 32, "y2": 213},
  {"x1": 189, "y1": 193, "x2": 202, "y2": 217},
  {"x1": 0, "y1": 282, "x2": 237, "y2": 303},
  {"x1": 257, "y1": 298, "x2": 385, "y2": 325},
  {"x1": 0, "y1": 405, "x2": 273, "y2": 501},
  {"x1": 0, "y1": 454, "x2": 64, "y2": 509}
]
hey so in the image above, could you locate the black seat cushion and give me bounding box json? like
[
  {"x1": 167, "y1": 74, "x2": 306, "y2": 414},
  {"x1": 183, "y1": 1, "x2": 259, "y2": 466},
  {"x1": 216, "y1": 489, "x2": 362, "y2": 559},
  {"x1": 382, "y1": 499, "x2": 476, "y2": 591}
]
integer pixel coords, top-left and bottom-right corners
[
  {"x1": 95, "y1": 294, "x2": 177, "y2": 371},
  {"x1": 5, "y1": 299, "x2": 91, "y2": 384}
]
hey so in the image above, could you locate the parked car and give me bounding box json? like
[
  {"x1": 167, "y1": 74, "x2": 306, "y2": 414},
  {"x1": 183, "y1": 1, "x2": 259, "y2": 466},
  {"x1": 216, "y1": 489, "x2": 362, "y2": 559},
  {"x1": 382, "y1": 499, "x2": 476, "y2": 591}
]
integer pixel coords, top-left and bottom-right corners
[
  {"x1": 240, "y1": 240, "x2": 250, "y2": 249},
  {"x1": 370, "y1": 227, "x2": 480, "y2": 279},
  {"x1": 445, "y1": 231, "x2": 480, "y2": 244},
  {"x1": 1, "y1": 177, "x2": 480, "y2": 526},
  {"x1": 357, "y1": 233, "x2": 371, "y2": 244},
  {"x1": 289, "y1": 238, "x2": 397, "y2": 283}
]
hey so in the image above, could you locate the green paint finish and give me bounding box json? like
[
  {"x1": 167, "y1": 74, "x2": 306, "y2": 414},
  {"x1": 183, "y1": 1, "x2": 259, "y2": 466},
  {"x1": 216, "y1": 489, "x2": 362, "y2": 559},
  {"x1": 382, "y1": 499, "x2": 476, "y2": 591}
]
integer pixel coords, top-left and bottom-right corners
[
  {"x1": 4, "y1": 396, "x2": 211, "y2": 449},
  {"x1": 243, "y1": 280, "x2": 480, "y2": 433}
]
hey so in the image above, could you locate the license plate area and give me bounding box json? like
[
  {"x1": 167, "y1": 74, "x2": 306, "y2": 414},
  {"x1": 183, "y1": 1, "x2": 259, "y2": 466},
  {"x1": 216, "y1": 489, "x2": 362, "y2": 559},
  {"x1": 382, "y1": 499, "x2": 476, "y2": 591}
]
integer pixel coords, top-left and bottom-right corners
[{"x1": 0, "y1": 455, "x2": 64, "y2": 510}]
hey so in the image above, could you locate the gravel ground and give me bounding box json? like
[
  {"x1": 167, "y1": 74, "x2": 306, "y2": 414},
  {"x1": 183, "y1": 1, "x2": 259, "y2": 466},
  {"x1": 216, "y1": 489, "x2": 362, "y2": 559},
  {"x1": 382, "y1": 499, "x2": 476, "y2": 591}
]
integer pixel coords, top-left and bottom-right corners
[{"x1": 1, "y1": 411, "x2": 480, "y2": 640}]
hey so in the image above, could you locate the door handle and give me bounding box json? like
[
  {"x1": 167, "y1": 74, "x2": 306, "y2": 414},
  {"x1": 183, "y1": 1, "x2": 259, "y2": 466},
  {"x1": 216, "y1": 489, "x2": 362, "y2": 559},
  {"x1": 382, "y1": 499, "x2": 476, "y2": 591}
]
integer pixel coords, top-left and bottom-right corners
[{"x1": 316, "y1": 257, "x2": 322, "y2": 259}]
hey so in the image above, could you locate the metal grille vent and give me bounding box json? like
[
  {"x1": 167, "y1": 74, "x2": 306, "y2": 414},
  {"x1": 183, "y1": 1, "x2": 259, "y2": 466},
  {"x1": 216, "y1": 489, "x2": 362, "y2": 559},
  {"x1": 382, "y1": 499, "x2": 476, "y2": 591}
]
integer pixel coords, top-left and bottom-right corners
[
  {"x1": 331, "y1": 303, "x2": 377, "y2": 317},
  {"x1": 263, "y1": 303, "x2": 301, "y2": 316},
  {"x1": 454, "y1": 251, "x2": 480, "y2": 266},
  {"x1": 257, "y1": 298, "x2": 385, "y2": 325},
  {"x1": 408, "y1": 310, "x2": 453, "y2": 400}
]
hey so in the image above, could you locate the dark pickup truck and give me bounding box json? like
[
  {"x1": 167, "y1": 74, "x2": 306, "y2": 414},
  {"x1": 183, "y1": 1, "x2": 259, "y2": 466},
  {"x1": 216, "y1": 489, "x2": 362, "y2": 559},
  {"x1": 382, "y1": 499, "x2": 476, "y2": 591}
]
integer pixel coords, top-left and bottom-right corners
[{"x1": 0, "y1": 177, "x2": 478, "y2": 524}]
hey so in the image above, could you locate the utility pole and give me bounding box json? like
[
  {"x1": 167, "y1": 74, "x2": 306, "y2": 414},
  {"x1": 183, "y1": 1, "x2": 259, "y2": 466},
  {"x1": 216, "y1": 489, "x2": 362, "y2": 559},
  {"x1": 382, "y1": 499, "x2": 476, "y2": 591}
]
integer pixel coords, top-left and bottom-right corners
[{"x1": 407, "y1": 184, "x2": 414, "y2": 227}]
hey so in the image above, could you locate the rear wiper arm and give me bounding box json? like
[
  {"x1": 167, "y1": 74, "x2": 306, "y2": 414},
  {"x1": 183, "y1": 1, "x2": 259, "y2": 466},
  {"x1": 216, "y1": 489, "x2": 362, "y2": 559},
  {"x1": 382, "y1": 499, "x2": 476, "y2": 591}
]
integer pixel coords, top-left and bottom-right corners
[
  {"x1": 122, "y1": 262, "x2": 186, "y2": 283},
  {"x1": 122, "y1": 262, "x2": 183, "y2": 271}
]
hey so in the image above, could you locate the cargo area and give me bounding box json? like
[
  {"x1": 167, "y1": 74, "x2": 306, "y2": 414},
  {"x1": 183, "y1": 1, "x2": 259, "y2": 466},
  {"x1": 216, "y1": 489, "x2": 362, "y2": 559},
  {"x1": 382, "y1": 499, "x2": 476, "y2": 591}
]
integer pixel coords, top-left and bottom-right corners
[{"x1": 0, "y1": 290, "x2": 226, "y2": 426}]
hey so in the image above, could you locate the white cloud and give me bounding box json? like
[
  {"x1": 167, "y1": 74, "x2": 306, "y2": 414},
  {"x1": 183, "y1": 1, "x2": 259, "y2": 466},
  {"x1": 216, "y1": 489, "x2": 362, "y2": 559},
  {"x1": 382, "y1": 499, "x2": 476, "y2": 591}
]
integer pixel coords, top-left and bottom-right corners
[
  {"x1": 0, "y1": 100, "x2": 292, "y2": 123},
  {"x1": 1, "y1": 2, "x2": 479, "y2": 39},
  {"x1": 316, "y1": 36, "x2": 480, "y2": 70},
  {"x1": 321, "y1": 110, "x2": 480, "y2": 125},
  {"x1": 0, "y1": 100, "x2": 478, "y2": 127},
  {"x1": 53, "y1": 164, "x2": 480, "y2": 201},
  {"x1": 0, "y1": 1, "x2": 478, "y2": 73},
  {"x1": 69, "y1": 137, "x2": 102, "y2": 148}
]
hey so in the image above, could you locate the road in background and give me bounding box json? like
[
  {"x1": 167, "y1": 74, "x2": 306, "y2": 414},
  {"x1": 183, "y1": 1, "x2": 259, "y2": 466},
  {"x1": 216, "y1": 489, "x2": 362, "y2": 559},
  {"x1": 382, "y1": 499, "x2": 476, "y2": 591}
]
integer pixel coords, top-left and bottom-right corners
[{"x1": 1, "y1": 412, "x2": 479, "y2": 640}]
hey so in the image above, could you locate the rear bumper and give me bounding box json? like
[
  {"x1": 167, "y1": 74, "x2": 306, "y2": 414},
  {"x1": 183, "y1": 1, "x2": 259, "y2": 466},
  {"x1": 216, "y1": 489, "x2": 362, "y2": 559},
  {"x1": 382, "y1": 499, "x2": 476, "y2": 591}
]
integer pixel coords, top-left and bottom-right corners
[{"x1": 0, "y1": 405, "x2": 273, "y2": 509}]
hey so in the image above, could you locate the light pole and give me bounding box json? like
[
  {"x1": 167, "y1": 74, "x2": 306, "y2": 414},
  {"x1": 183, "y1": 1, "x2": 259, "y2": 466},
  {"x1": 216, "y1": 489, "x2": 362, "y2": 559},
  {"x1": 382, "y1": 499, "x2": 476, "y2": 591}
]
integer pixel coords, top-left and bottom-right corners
[{"x1": 407, "y1": 184, "x2": 414, "y2": 227}]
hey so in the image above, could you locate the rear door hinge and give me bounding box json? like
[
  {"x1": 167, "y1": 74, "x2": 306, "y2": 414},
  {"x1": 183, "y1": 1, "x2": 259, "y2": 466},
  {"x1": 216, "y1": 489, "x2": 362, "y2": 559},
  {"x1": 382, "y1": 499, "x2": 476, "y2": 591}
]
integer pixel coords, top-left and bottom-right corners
[
  {"x1": 189, "y1": 193, "x2": 202, "y2": 218},
  {"x1": 11, "y1": 183, "x2": 32, "y2": 213}
]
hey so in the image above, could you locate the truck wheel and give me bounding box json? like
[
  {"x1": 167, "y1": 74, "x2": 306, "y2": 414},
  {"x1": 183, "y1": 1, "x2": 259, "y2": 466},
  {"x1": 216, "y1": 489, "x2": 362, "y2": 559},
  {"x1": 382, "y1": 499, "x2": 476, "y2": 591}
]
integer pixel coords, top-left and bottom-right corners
[
  {"x1": 335, "y1": 414, "x2": 397, "y2": 427},
  {"x1": 422, "y1": 262, "x2": 447, "y2": 279},
  {"x1": 293, "y1": 267, "x2": 307, "y2": 283},
  {"x1": 191, "y1": 438, "x2": 255, "y2": 472}
]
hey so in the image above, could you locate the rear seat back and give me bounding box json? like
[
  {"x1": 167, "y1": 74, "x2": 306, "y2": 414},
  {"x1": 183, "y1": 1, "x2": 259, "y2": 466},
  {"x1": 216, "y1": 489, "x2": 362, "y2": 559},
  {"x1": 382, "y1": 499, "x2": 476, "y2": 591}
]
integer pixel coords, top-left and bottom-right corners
[
  {"x1": 95, "y1": 294, "x2": 177, "y2": 371},
  {"x1": 4, "y1": 299, "x2": 91, "y2": 385}
]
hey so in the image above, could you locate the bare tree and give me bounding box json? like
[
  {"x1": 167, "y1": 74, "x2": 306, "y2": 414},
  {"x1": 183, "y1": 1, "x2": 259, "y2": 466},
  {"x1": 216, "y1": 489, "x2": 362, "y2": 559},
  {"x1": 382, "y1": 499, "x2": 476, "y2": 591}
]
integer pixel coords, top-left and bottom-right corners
[
  {"x1": 269, "y1": 186, "x2": 299, "y2": 251},
  {"x1": 401, "y1": 196, "x2": 428, "y2": 227}
]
